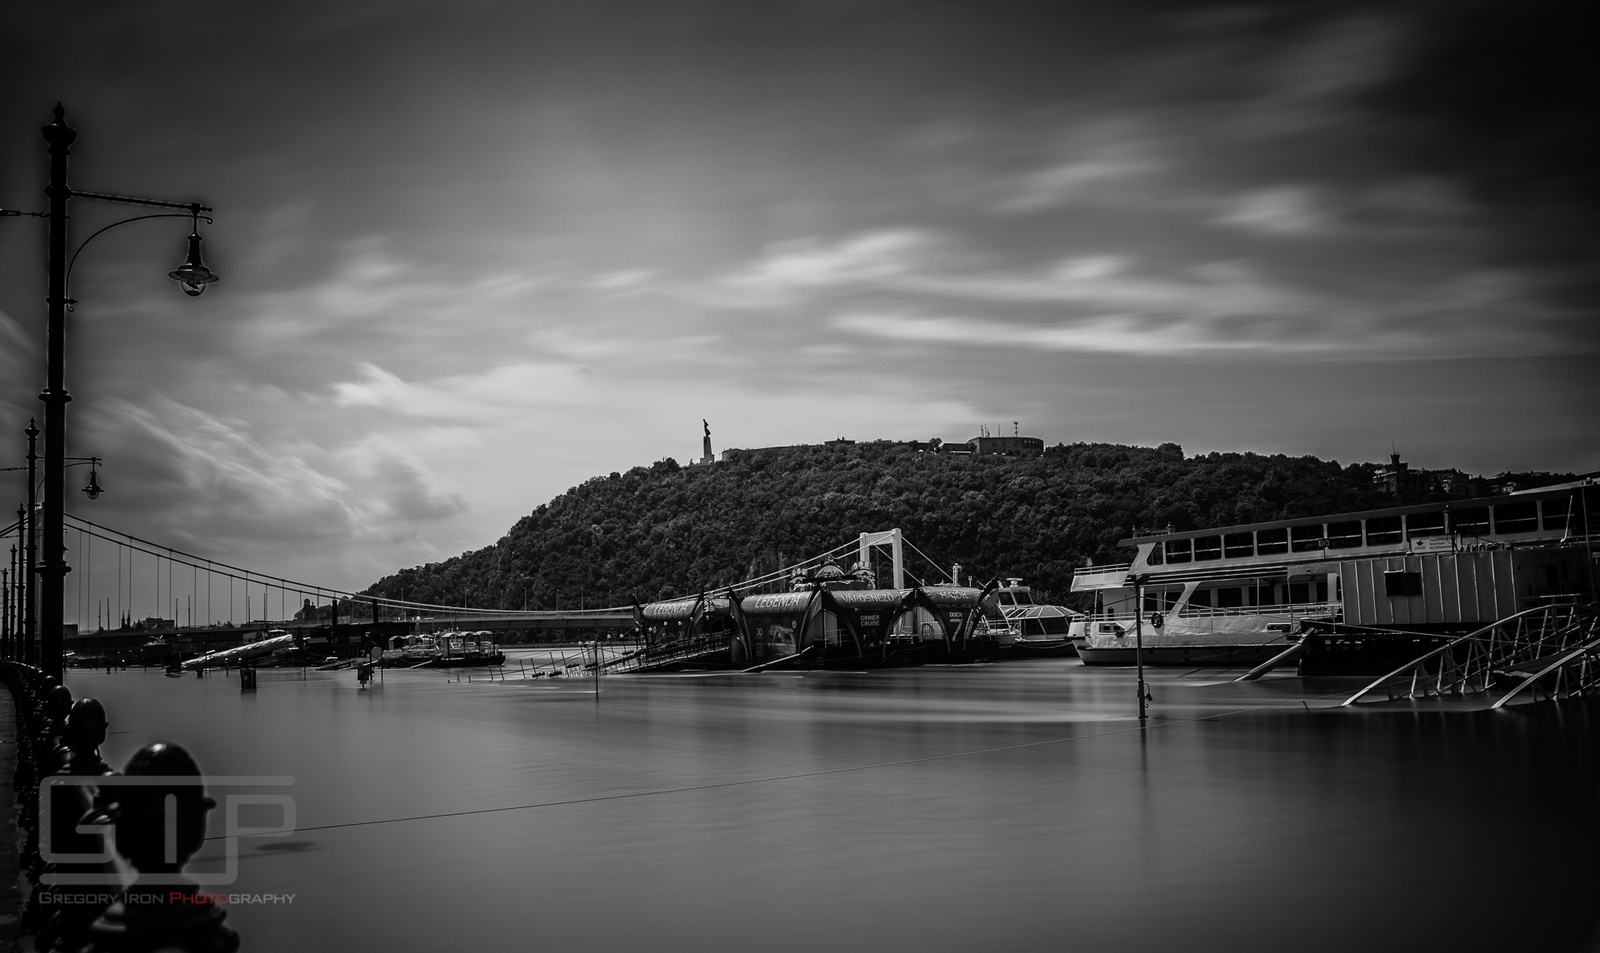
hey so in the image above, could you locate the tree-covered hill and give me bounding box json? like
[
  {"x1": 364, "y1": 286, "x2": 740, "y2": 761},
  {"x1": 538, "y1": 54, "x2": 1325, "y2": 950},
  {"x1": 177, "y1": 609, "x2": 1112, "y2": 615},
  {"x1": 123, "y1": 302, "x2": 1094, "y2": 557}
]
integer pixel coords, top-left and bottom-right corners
[{"x1": 360, "y1": 441, "x2": 1483, "y2": 611}]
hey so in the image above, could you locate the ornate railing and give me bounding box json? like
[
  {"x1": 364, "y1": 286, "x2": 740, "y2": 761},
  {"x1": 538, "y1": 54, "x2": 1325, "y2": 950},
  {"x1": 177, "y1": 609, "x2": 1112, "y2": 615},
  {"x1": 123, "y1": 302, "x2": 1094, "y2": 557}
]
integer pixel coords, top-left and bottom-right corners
[{"x1": 1, "y1": 661, "x2": 240, "y2": 950}]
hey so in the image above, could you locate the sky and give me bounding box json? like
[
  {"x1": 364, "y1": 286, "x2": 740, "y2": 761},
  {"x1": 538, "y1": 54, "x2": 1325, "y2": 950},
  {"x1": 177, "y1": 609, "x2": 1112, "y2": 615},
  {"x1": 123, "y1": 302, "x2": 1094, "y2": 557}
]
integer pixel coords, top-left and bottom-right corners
[{"x1": 2, "y1": 0, "x2": 1596, "y2": 620}]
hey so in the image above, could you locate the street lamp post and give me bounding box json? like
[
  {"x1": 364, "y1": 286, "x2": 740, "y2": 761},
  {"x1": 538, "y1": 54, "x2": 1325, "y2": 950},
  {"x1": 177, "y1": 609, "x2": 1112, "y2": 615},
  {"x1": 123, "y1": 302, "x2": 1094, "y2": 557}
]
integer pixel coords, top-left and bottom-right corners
[{"x1": 4, "y1": 104, "x2": 218, "y2": 682}]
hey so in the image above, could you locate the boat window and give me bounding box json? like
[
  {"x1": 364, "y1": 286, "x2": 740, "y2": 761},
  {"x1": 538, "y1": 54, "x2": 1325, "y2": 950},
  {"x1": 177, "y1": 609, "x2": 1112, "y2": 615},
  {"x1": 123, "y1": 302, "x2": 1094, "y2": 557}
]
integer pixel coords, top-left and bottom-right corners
[
  {"x1": 998, "y1": 592, "x2": 1014, "y2": 606},
  {"x1": 1193, "y1": 535, "x2": 1222, "y2": 561},
  {"x1": 1291, "y1": 524, "x2": 1325, "y2": 552},
  {"x1": 1256, "y1": 528, "x2": 1288, "y2": 555},
  {"x1": 1453, "y1": 506, "x2": 1490, "y2": 535},
  {"x1": 1012, "y1": 591, "x2": 1034, "y2": 605},
  {"x1": 1165, "y1": 539, "x2": 1192, "y2": 564},
  {"x1": 1216, "y1": 587, "x2": 1244, "y2": 608},
  {"x1": 1146, "y1": 544, "x2": 1164, "y2": 565},
  {"x1": 1224, "y1": 532, "x2": 1254, "y2": 558},
  {"x1": 1365, "y1": 516, "x2": 1403, "y2": 546},
  {"x1": 1383, "y1": 571, "x2": 1423, "y2": 597},
  {"x1": 1405, "y1": 510, "x2": 1446, "y2": 539},
  {"x1": 1289, "y1": 581, "x2": 1310, "y2": 603},
  {"x1": 1492, "y1": 501, "x2": 1537, "y2": 534},
  {"x1": 1189, "y1": 589, "x2": 1213, "y2": 608},
  {"x1": 1541, "y1": 497, "x2": 1571, "y2": 532},
  {"x1": 1327, "y1": 521, "x2": 1363, "y2": 549},
  {"x1": 1253, "y1": 579, "x2": 1282, "y2": 606}
]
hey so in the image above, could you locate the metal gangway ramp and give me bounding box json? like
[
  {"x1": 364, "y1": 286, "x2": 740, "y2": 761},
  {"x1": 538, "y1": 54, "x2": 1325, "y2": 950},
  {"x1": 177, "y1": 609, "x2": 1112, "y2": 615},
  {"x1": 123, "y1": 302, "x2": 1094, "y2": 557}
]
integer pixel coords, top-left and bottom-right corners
[{"x1": 1341, "y1": 602, "x2": 1599, "y2": 708}]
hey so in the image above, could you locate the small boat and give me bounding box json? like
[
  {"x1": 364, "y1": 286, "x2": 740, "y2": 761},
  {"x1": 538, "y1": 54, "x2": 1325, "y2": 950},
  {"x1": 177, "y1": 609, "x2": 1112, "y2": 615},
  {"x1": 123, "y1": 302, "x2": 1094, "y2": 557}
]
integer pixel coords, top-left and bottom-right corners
[
  {"x1": 994, "y1": 578, "x2": 1081, "y2": 658},
  {"x1": 415, "y1": 630, "x2": 505, "y2": 668}
]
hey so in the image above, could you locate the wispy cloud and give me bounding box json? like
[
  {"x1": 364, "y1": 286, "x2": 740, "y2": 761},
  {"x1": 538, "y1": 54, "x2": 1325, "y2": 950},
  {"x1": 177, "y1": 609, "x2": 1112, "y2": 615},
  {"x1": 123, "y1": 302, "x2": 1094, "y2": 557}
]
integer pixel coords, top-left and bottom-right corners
[
  {"x1": 701, "y1": 230, "x2": 932, "y2": 307},
  {"x1": 993, "y1": 122, "x2": 1163, "y2": 213},
  {"x1": 330, "y1": 361, "x2": 592, "y2": 419},
  {"x1": 1212, "y1": 185, "x2": 1332, "y2": 236}
]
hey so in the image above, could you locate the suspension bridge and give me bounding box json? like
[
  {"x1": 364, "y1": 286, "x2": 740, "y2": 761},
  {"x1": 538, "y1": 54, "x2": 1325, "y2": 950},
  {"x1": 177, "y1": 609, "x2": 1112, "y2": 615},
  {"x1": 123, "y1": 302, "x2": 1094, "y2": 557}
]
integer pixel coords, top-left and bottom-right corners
[{"x1": 1, "y1": 519, "x2": 964, "y2": 668}]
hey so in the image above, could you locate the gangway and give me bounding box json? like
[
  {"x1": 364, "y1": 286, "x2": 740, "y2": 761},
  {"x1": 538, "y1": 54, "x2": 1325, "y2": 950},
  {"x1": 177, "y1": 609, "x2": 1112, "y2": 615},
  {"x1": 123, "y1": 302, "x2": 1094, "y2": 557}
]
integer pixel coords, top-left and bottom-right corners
[
  {"x1": 1232, "y1": 640, "x2": 1308, "y2": 682},
  {"x1": 1341, "y1": 603, "x2": 1598, "y2": 707}
]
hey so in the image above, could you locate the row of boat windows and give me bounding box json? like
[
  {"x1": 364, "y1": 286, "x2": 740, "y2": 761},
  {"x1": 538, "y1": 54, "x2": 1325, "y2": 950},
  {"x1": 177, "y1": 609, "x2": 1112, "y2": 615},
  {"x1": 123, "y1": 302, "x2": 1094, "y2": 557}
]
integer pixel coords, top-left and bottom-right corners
[
  {"x1": 1134, "y1": 579, "x2": 1333, "y2": 611},
  {"x1": 1150, "y1": 498, "x2": 1581, "y2": 565}
]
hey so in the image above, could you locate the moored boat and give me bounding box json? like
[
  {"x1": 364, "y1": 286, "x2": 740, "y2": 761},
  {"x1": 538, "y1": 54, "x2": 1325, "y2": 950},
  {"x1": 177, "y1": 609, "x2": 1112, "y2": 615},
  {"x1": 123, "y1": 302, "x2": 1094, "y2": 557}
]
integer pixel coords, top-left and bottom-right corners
[
  {"x1": 994, "y1": 578, "x2": 1081, "y2": 657},
  {"x1": 1067, "y1": 480, "x2": 1596, "y2": 667}
]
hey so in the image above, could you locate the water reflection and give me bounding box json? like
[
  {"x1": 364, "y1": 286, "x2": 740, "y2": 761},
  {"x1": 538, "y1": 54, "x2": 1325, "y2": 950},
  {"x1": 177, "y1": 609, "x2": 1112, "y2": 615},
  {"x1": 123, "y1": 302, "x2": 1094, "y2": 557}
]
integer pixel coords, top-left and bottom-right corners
[{"x1": 64, "y1": 657, "x2": 1599, "y2": 953}]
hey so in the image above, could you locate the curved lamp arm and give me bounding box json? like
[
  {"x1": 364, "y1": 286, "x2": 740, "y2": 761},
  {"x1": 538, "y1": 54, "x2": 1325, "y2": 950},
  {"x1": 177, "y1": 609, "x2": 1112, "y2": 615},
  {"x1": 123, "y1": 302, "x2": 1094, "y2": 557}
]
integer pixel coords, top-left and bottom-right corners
[{"x1": 64, "y1": 211, "x2": 218, "y2": 310}]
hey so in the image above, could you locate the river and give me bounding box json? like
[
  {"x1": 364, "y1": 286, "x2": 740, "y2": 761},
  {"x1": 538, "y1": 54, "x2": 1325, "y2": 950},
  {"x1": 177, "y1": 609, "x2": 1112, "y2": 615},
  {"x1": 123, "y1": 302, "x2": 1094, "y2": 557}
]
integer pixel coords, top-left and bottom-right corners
[{"x1": 61, "y1": 652, "x2": 1600, "y2": 952}]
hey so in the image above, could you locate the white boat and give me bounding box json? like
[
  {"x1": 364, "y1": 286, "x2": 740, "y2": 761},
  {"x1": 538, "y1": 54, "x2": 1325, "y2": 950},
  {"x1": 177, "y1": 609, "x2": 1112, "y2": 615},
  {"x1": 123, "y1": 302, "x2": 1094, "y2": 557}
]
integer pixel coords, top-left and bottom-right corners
[
  {"x1": 1067, "y1": 482, "x2": 1595, "y2": 666},
  {"x1": 994, "y1": 578, "x2": 1081, "y2": 657},
  {"x1": 183, "y1": 628, "x2": 300, "y2": 669}
]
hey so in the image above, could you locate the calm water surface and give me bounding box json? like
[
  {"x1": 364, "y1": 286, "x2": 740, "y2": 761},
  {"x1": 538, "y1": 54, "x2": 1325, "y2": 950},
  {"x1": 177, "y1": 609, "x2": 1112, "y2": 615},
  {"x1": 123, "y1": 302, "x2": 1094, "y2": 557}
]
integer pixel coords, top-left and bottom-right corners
[{"x1": 64, "y1": 653, "x2": 1600, "y2": 952}]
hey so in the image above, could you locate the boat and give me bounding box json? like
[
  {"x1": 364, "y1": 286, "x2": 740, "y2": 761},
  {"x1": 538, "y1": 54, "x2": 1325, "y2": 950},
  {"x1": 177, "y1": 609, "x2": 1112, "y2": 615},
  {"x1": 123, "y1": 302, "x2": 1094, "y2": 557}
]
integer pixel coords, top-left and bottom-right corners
[
  {"x1": 993, "y1": 578, "x2": 1081, "y2": 657},
  {"x1": 1067, "y1": 480, "x2": 1597, "y2": 667},
  {"x1": 411, "y1": 630, "x2": 505, "y2": 668},
  {"x1": 182, "y1": 628, "x2": 301, "y2": 670}
]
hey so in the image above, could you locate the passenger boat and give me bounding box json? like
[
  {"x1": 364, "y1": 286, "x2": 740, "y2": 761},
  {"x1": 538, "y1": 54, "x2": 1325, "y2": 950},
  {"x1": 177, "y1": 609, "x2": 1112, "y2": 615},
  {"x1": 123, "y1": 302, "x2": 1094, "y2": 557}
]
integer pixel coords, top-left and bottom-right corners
[
  {"x1": 994, "y1": 578, "x2": 1081, "y2": 657},
  {"x1": 1068, "y1": 480, "x2": 1596, "y2": 667}
]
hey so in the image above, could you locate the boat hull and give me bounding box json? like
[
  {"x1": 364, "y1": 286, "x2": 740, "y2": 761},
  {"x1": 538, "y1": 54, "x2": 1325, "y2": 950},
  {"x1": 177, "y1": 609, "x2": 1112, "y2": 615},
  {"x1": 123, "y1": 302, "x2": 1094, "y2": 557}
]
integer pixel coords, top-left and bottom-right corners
[
  {"x1": 1007, "y1": 638, "x2": 1079, "y2": 659},
  {"x1": 1072, "y1": 639, "x2": 1290, "y2": 666},
  {"x1": 418, "y1": 652, "x2": 506, "y2": 669}
]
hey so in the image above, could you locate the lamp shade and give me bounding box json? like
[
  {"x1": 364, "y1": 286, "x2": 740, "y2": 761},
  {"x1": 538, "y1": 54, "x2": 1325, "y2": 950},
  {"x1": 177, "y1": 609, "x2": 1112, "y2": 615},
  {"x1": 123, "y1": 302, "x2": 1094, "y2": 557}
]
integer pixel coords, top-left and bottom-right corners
[{"x1": 168, "y1": 231, "x2": 219, "y2": 296}]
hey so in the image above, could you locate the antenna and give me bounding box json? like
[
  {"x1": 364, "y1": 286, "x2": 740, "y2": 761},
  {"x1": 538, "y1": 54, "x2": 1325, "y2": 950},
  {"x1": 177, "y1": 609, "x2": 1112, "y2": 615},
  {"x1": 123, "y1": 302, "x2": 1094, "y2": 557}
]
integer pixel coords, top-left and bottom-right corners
[{"x1": 1014, "y1": 420, "x2": 1019, "y2": 436}]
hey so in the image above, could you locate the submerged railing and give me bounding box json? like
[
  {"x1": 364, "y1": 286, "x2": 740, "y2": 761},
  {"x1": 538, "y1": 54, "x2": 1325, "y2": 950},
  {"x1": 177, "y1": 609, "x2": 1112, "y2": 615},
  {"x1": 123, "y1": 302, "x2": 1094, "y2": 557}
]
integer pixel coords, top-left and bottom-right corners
[{"x1": 1341, "y1": 602, "x2": 1599, "y2": 707}]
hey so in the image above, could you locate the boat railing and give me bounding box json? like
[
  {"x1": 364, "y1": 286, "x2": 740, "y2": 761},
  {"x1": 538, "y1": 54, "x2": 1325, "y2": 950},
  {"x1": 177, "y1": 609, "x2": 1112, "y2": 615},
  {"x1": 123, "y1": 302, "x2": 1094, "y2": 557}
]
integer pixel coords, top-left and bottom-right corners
[
  {"x1": 1070, "y1": 564, "x2": 1133, "y2": 589},
  {"x1": 1175, "y1": 602, "x2": 1341, "y2": 620}
]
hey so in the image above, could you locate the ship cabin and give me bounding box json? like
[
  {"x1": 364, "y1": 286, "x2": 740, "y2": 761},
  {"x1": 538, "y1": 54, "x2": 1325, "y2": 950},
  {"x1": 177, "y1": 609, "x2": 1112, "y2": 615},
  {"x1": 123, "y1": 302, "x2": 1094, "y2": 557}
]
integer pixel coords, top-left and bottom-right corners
[{"x1": 1070, "y1": 480, "x2": 1596, "y2": 631}]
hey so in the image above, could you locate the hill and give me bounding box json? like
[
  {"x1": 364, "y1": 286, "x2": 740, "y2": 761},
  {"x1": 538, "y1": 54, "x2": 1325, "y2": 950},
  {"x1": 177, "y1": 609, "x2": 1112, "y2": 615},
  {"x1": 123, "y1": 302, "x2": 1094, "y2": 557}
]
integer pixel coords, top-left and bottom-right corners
[{"x1": 357, "y1": 441, "x2": 1488, "y2": 612}]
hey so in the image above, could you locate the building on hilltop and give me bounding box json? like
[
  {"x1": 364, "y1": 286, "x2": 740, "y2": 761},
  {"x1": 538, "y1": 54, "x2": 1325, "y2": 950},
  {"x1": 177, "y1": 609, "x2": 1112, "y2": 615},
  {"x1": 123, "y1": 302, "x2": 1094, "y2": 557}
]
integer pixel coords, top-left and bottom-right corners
[{"x1": 965, "y1": 423, "x2": 1043, "y2": 455}]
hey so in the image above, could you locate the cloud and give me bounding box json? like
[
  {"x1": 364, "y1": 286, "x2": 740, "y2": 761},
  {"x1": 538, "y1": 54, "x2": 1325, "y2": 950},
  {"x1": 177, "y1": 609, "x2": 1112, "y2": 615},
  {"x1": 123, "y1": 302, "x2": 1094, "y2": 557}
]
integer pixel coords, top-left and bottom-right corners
[
  {"x1": 92, "y1": 398, "x2": 359, "y2": 548},
  {"x1": 587, "y1": 269, "x2": 656, "y2": 291},
  {"x1": 900, "y1": 258, "x2": 1319, "y2": 319},
  {"x1": 329, "y1": 360, "x2": 592, "y2": 419},
  {"x1": 832, "y1": 311, "x2": 1249, "y2": 356},
  {"x1": 1235, "y1": 15, "x2": 1404, "y2": 138},
  {"x1": 994, "y1": 122, "x2": 1163, "y2": 213},
  {"x1": 334, "y1": 433, "x2": 468, "y2": 526},
  {"x1": 1213, "y1": 185, "x2": 1332, "y2": 236},
  {"x1": 78, "y1": 396, "x2": 470, "y2": 583},
  {"x1": 0, "y1": 309, "x2": 35, "y2": 424},
  {"x1": 702, "y1": 230, "x2": 932, "y2": 307}
]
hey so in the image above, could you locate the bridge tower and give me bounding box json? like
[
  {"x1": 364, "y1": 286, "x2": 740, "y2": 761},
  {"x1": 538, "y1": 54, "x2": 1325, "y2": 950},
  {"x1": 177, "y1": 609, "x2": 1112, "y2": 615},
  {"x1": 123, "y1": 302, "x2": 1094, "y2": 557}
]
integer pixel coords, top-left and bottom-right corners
[{"x1": 858, "y1": 529, "x2": 905, "y2": 590}]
